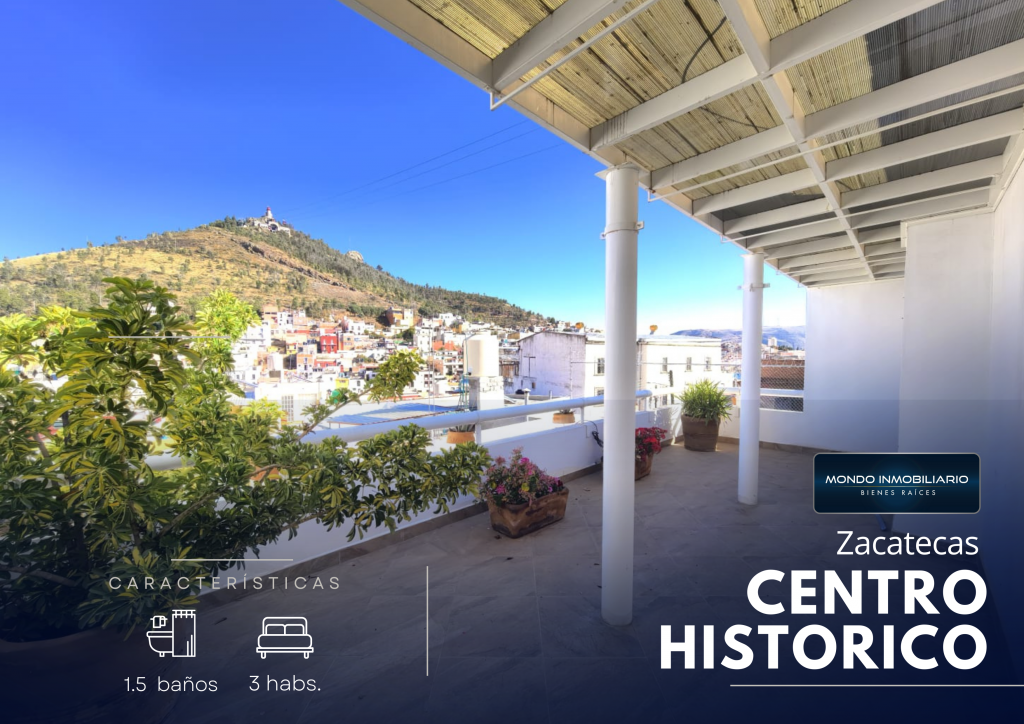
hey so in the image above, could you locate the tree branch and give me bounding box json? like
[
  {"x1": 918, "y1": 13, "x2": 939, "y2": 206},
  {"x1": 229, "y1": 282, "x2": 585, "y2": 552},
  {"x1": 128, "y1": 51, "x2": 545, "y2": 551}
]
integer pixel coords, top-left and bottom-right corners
[{"x1": 0, "y1": 564, "x2": 79, "y2": 588}]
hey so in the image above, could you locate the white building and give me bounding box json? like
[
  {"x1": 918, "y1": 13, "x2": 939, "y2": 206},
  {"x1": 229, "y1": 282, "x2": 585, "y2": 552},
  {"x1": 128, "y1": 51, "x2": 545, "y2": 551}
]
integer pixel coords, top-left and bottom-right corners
[{"x1": 508, "y1": 331, "x2": 725, "y2": 399}]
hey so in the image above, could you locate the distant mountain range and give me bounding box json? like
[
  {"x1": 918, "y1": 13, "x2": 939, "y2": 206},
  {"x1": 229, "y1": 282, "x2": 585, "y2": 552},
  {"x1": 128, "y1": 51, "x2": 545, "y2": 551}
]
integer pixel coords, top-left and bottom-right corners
[{"x1": 674, "y1": 326, "x2": 806, "y2": 349}]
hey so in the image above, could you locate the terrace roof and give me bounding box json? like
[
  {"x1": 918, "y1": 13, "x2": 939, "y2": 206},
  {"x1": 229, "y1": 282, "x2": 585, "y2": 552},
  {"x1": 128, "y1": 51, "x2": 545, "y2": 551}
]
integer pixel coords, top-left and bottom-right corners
[{"x1": 341, "y1": 0, "x2": 1024, "y2": 287}]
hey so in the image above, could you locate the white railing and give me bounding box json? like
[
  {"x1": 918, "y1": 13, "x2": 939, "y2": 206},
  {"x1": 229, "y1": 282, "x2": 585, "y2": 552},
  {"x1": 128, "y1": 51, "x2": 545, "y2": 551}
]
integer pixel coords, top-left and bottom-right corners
[{"x1": 304, "y1": 390, "x2": 654, "y2": 444}]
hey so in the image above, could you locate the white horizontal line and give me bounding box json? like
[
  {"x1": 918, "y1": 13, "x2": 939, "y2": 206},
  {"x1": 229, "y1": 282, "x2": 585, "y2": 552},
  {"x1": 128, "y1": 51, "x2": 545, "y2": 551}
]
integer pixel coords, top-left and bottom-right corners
[
  {"x1": 171, "y1": 561, "x2": 292, "y2": 565},
  {"x1": 109, "y1": 335, "x2": 230, "y2": 339},
  {"x1": 731, "y1": 684, "x2": 1023, "y2": 687}
]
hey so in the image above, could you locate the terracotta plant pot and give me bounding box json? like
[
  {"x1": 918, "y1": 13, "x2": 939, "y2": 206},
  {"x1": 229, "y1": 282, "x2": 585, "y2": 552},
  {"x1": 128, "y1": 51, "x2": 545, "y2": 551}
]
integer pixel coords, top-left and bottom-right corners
[
  {"x1": 486, "y1": 488, "x2": 569, "y2": 538},
  {"x1": 552, "y1": 412, "x2": 575, "y2": 424},
  {"x1": 0, "y1": 627, "x2": 179, "y2": 723},
  {"x1": 447, "y1": 430, "x2": 475, "y2": 444},
  {"x1": 683, "y1": 415, "x2": 720, "y2": 452},
  {"x1": 635, "y1": 455, "x2": 653, "y2": 480}
]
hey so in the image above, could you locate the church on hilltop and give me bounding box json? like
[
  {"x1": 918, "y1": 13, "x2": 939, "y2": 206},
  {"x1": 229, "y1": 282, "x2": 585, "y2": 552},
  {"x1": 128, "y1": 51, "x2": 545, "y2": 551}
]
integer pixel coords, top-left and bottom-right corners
[{"x1": 240, "y1": 206, "x2": 292, "y2": 236}]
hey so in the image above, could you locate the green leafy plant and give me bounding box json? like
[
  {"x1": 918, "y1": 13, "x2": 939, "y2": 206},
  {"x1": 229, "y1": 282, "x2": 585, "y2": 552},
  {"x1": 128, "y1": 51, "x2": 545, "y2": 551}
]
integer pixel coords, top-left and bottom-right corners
[
  {"x1": 676, "y1": 379, "x2": 733, "y2": 424},
  {"x1": 0, "y1": 278, "x2": 490, "y2": 642}
]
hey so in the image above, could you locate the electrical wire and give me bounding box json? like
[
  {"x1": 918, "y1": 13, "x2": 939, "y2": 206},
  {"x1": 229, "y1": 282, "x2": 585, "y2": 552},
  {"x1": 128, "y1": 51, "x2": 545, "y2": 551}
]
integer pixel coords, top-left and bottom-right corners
[
  {"x1": 287, "y1": 127, "x2": 540, "y2": 222},
  {"x1": 276, "y1": 120, "x2": 530, "y2": 217}
]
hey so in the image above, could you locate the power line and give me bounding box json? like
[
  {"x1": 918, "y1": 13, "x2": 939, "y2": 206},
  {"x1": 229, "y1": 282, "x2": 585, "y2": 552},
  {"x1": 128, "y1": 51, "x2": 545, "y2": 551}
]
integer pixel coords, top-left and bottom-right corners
[
  {"x1": 311, "y1": 143, "x2": 563, "y2": 215},
  {"x1": 276, "y1": 120, "x2": 531, "y2": 217},
  {"x1": 287, "y1": 127, "x2": 541, "y2": 222}
]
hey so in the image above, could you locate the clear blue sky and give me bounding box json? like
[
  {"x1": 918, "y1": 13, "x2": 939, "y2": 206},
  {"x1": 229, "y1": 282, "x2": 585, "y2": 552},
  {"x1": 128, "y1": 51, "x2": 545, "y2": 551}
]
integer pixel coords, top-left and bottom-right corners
[{"x1": 0, "y1": 0, "x2": 805, "y2": 331}]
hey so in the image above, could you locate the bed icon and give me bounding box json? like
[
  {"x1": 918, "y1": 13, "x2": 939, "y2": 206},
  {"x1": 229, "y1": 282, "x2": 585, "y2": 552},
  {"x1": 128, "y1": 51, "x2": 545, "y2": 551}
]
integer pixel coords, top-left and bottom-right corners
[{"x1": 256, "y1": 616, "x2": 315, "y2": 659}]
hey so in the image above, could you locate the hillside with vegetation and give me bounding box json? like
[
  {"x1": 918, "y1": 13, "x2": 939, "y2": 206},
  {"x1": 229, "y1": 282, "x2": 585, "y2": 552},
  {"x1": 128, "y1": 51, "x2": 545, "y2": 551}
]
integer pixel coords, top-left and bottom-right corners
[{"x1": 0, "y1": 218, "x2": 548, "y2": 325}]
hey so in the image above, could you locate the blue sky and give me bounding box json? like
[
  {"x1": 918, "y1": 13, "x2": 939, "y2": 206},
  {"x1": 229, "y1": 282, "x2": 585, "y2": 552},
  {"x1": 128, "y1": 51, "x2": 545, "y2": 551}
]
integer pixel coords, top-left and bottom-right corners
[{"x1": 0, "y1": 0, "x2": 806, "y2": 330}]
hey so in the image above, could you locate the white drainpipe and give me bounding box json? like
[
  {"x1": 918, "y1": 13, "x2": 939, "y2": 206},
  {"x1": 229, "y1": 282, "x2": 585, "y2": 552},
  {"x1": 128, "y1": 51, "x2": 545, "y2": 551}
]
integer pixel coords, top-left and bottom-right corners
[
  {"x1": 738, "y1": 252, "x2": 766, "y2": 506},
  {"x1": 602, "y1": 164, "x2": 641, "y2": 626}
]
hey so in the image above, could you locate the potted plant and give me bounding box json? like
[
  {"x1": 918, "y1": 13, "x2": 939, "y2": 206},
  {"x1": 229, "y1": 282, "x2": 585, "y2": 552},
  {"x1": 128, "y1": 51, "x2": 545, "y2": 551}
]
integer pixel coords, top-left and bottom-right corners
[
  {"x1": 479, "y1": 448, "x2": 567, "y2": 538},
  {"x1": 635, "y1": 426, "x2": 668, "y2": 479},
  {"x1": 678, "y1": 378, "x2": 733, "y2": 452},
  {"x1": 447, "y1": 423, "x2": 476, "y2": 444},
  {"x1": 0, "y1": 279, "x2": 491, "y2": 723},
  {"x1": 552, "y1": 408, "x2": 575, "y2": 424}
]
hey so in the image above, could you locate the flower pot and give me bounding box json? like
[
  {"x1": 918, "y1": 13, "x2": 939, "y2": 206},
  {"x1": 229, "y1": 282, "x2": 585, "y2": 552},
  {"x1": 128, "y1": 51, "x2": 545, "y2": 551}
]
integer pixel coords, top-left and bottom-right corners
[
  {"x1": 0, "y1": 627, "x2": 179, "y2": 723},
  {"x1": 683, "y1": 415, "x2": 720, "y2": 452},
  {"x1": 635, "y1": 455, "x2": 653, "y2": 480},
  {"x1": 447, "y1": 430, "x2": 475, "y2": 444},
  {"x1": 552, "y1": 412, "x2": 575, "y2": 424},
  {"x1": 486, "y1": 488, "x2": 569, "y2": 538}
]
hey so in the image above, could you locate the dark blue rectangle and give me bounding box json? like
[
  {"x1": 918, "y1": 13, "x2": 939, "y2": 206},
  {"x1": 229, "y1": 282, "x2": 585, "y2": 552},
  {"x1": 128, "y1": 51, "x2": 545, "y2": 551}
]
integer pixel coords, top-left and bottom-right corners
[{"x1": 813, "y1": 453, "x2": 980, "y2": 514}]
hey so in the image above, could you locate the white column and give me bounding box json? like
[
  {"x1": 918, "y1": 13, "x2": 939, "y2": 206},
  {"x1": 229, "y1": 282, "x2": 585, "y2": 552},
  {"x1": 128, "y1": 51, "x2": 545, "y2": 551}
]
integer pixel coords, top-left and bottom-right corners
[
  {"x1": 738, "y1": 252, "x2": 765, "y2": 505},
  {"x1": 601, "y1": 164, "x2": 640, "y2": 625}
]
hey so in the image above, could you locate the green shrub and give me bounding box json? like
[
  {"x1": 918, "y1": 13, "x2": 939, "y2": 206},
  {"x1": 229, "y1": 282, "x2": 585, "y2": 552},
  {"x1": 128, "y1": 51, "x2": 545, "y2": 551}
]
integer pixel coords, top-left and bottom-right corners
[{"x1": 677, "y1": 379, "x2": 732, "y2": 424}]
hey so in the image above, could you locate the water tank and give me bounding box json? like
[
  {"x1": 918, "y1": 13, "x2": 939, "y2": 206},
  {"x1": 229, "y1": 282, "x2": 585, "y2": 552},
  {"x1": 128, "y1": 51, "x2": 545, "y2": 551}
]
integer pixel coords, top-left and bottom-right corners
[{"x1": 465, "y1": 334, "x2": 499, "y2": 377}]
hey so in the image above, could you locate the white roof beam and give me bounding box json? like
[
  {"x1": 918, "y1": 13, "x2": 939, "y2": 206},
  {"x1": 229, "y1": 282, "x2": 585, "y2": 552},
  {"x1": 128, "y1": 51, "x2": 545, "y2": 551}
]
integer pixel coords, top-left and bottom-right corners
[
  {"x1": 720, "y1": 1, "x2": 872, "y2": 277},
  {"x1": 851, "y1": 189, "x2": 990, "y2": 228},
  {"x1": 724, "y1": 198, "x2": 832, "y2": 234},
  {"x1": 492, "y1": 0, "x2": 629, "y2": 90},
  {"x1": 841, "y1": 157, "x2": 1002, "y2": 208},
  {"x1": 785, "y1": 259, "x2": 871, "y2": 276},
  {"x1": 592, "y1": 56, "x2": 759, "y2": 149},
  {"x1": 763, "y1": 236, "x2": 852, "y2": 259},
  {"x1": 746, "y1": 219, "x2": 848, "y2": 249},
  {"x1": 858, "y1": 227, "x2": 901, "y2": 245},
  {"x1": 828, "y1": 110, "x2": 1021, "y2": 181},
  {"x1": 799, "y1": 269, "x2": 871, "y2": 284},
  {"x1": 864, "y1": 240, "x2": 905, "y2": 258},
  {"x1": 991, "y1": 132, "x2": 1024, "y2": 208},
  {"x1": 770, "y1": 0, "x2": 946, "y2": 70},
  {"x1": 652, "y1": 125, "x2": 795, "y2": 189},
  {"x1": 599, "y1": 0, "x2": 941, "y2": 150},
  {"x1": 806, "y1": 39, "x2": 1024, "y2": 139},
  {"x1": 781, "y1": 249, "x2": 862, "y2": 270},
  {"x1": 692, "y1": 168, "x2": 817, "y2": 215},
  {"x1": 804, "y1": 274, "x2": 873, "y2": 287}
]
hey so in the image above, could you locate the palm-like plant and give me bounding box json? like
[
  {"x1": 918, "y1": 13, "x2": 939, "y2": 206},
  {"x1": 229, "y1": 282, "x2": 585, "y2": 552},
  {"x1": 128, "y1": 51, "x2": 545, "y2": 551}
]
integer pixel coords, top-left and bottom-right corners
[{"x1": 678, "y1": 379, "x2": 733, "y2": 424}]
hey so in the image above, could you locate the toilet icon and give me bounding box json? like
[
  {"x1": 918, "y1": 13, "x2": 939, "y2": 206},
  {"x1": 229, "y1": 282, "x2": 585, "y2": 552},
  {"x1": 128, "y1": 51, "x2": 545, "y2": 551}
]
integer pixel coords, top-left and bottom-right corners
[{"x1": 147, "y1": 610, "x2": 197, "y2": 657}]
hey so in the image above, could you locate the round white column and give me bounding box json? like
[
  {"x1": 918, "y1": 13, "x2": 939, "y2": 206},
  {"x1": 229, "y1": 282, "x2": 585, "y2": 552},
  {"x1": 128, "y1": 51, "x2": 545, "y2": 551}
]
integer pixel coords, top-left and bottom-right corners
[
  {"x1": 601, "y1": 164, "x2": 640, "y2": 625},
  {"x1": 738, "y1": 252, "x2": 765, "y2": 506}
]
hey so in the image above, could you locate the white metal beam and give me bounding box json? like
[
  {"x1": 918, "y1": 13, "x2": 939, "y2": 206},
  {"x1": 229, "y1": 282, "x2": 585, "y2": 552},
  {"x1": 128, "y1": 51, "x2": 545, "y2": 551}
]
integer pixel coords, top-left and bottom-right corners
[
  {"x1": 652, "y1": 125, "x2": 795, "y2": 190},
  {"x1": 858, "y1": 226, "x2": 902, "y2": 244},
  {"x1": 781, "y1": 248, "x2": 861, "y2": 269},
  {"x1": 763, "y1": 236, "x2": 852, "y2": 259},
  {"x1": 827, "y1": 110, "x2": 1022, "y2": 181},
  {"x1": 592, "y1": 56, "x2": 759, "y2": 149},
  {"x1": 841, "y1": 157, "x2": 1002, "y2": 208},
  {"x1": 724, "y1": 198, "x2": 832, "y2": 234},
  {"x1": 990, "y1": 132, "x2": 1024, "y2": 208},
  {"x1": 806, "y1": 39, "x2": 1024, "y2": 139},
  {"x1": 769, "y1": 0, "x2": 946, "y2": 70},
  {"x1": 799, "y1": 269, "x2": 871, "y2": 284},
  {"x1": 492, "y1": 0, "x2": 628, "y2": 90},
  {"x1": 863, "y1": 240, "x2": 904, "y2": 256},
  {"x1": 692, "y1": 168, "x2": 817, "y2": 215},
  {"x1": 746, "y1": 218, "x2": 847, "y2": 249},
  {"x1": 851, "y1": 188, "x2": 990, "y2": 228},
  {"x1": 718, "y1": 2, "x2": 872, "y2": 278},
  {"x1": 783, "y1": 258, "x2": 869, "y2": 275},
  {"x1": 803, "y1": 274, "x2": 873, "y2": 287}
]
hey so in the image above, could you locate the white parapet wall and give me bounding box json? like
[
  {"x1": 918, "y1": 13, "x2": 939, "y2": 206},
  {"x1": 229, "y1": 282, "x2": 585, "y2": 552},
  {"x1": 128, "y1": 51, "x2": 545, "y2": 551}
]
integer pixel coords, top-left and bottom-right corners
[{"x1": 204, "y1": 406, "x2": 665, "y2": 589}]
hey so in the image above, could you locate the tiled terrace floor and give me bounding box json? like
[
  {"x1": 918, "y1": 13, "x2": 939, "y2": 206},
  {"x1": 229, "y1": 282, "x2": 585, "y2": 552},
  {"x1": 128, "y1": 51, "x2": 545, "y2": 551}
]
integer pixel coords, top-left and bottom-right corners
[{"x1": 169, "y1": 442, "x2": 1020, "y2": 723}]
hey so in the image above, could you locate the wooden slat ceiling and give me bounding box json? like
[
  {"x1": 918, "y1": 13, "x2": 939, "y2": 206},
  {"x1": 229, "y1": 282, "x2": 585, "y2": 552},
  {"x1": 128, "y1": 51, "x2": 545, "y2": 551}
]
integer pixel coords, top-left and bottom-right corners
[{"x1": 390, "y1": 0, "x2": 1024, "y2": 286}]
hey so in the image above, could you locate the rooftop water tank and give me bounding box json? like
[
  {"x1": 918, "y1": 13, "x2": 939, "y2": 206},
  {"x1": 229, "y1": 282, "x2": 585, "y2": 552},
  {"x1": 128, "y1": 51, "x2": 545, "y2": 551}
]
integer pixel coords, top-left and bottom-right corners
[{"x1": 465, "y1": 334, "x2": 499, "y2": 377}]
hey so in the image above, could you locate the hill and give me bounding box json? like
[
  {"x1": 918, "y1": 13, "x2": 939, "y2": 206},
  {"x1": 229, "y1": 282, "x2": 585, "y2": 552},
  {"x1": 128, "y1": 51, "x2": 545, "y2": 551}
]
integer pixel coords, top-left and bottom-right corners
[
  {"x1": 0, "y1": 218, "x2": 549, "y2": 325},
  {"x1": 674, "y1": 326, "x2": 806, "y2": 349}
]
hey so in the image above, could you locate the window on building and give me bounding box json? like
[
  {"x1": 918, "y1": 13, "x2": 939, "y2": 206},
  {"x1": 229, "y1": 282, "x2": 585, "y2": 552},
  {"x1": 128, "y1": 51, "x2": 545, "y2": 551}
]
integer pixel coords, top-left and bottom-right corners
[
  {"x1": 596, "y1": 357, "x2": 605, "y2": 375},
  {"x1": 661, "y1": 357, "x2": 669, "y2": 373},
  {"x1": 531, "y1": 381, "x2": 536, "y2": 390},
  {"x1": 595, "y1": 387, "x2": 604, "y2": 397},
  {"x1": 281, "y1": 395, "x2": 294, "y2": 422},
  {"x1": 705, "y1": 356, "x2": 712, "y2": 371},
  {"x1": 685, "y1": 357, "x2": 692, "y2": 372}
]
